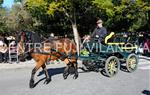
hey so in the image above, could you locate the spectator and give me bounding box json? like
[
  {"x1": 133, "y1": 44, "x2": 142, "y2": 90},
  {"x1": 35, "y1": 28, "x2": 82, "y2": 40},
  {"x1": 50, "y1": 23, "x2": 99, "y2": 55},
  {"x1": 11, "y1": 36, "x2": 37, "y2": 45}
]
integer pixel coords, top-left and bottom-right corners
[
  {"x1": 9, "y1": 41, "x2": 18, "y2": 62},
  {"x1": 0, "y1": 40, "x2": 8, "y2": 63}
]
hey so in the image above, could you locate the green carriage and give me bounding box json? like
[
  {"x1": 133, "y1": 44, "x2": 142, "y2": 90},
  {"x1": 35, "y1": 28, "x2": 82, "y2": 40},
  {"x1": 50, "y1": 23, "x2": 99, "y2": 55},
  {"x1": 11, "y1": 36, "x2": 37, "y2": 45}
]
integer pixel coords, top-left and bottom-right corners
[{"x1": 79, "y1": 32, "x2": 139, "y2": 77}]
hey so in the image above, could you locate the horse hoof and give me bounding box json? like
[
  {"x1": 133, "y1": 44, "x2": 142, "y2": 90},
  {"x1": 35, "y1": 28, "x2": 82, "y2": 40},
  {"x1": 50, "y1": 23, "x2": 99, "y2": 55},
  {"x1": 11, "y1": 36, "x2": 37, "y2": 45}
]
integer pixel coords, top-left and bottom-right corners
[
  {"x1": 29, "y1": 80, "x2": 34, "y2": 88},
  {"x1": 30, "y1": 84, "x2": 35, "y2": 88},
  {"x1": 63, "y1": 75, "x2": 68, "y2": 80},
  {"x1": 73, "y1": 74, "x2": 78, "y2": 79},
  {"x1": 44, "y1": 78, "x2": 51, "y2": 84},
  {"x1": 63, "y1": 74, "x2": 69, "y2": 80},
  {"x1": 63, "y1": 73, "x2": 69, "y2": 80}
]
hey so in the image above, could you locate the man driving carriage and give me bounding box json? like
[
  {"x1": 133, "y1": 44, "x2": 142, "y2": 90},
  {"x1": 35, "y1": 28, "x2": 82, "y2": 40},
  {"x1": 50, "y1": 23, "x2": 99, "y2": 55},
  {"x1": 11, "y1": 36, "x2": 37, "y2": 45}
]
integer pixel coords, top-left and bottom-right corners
[
  {"x1": 81, "y1": 19, "x2": 108, "y2": 56},
  {"x1": 91, "y1": 19, "x2": 107, "y2": 43},
  {"x1": 83, "y1": 19, "x2": 107, "y2": 44}
]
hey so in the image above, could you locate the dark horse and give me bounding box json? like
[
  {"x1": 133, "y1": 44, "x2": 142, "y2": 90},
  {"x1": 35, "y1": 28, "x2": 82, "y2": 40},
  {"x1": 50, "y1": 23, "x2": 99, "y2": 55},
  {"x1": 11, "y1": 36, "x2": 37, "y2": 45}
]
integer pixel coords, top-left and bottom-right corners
[{"x1": 17, "y1": 31, "x2": 78, "y2": 88}]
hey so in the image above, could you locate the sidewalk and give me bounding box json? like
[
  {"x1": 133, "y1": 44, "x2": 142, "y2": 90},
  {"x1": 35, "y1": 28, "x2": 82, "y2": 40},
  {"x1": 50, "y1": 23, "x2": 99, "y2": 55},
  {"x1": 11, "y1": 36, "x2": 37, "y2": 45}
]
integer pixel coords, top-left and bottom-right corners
[
  {"x1": 0, "y1": 60, "x2": 35, "y2": 70},
  {"x1": 0, "y1": 59, "x2": 69, "y2": 70}
]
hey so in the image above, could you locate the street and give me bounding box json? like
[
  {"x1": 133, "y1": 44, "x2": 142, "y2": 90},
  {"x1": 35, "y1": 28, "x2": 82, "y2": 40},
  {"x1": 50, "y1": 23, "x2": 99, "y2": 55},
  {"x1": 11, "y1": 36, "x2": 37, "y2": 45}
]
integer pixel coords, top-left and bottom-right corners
[{"x1": 0, "y1": 56, "x2": 150, "y2": 95}]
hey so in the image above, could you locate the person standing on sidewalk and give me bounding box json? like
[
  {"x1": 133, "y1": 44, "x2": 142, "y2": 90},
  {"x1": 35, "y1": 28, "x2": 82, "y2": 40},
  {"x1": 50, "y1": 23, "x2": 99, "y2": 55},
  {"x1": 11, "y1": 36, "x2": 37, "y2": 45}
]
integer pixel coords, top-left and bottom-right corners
[{"x1": 0, "y1": 40, "x2": 8, "y2": 63}]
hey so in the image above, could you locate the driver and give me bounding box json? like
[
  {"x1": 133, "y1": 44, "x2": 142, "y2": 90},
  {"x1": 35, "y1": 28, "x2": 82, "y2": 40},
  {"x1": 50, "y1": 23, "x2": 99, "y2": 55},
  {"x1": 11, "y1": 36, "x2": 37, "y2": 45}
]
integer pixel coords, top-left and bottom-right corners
[{"x1": 91, "y1": 19, "x2": 107, "y2": 43}]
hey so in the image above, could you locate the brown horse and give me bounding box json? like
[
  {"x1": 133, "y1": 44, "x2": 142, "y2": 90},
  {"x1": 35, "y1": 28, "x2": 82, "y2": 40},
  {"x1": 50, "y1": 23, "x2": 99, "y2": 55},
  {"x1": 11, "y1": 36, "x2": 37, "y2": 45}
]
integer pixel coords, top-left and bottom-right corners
[{"x1": 18, "y1": 33, "x2": 78, "y2": 88}]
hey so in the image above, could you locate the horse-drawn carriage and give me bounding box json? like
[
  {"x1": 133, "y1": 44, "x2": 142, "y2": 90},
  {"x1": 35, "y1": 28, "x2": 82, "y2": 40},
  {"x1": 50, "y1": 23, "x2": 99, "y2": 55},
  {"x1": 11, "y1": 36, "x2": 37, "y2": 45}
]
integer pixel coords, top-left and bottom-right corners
[
  {"x1": 79, "y1": 32, "x2": 139, "y2": 77},
  {"x1": 17, "y1": 31, "x2": 139, "y2": 88}
]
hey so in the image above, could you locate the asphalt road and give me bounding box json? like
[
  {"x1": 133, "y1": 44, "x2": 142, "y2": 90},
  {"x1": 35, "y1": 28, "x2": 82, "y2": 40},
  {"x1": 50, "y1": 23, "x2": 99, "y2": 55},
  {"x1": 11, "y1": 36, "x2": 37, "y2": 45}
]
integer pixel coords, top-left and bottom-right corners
[{"x1": 0, "y1": 57, "x2": 150, "y2": 95}]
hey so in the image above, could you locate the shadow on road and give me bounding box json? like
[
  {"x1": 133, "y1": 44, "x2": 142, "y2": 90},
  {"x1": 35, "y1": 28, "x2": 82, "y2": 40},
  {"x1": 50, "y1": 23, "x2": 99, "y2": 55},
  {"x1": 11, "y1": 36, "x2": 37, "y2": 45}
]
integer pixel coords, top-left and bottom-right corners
[
  {"x1": 33, "y1": 67, "x2": 65, "y2": 88},
  {"x1": 34, "y1": 77, "x2": 46, "y2": 88},
  {"x1": 140, "y1": 57, "x2": 150, "y2": 61},
  {"x1": 142, "y1": 90, "x2": 150, "y2": 95},
  {"x1": 140, "y1": 55, "x2": 150, "y2": 61},
  {"x1": 38, "y1": 67, "x2": 65, "y2": 77},
  {"x1": 33, "y1": 65, "x2": 116, "y2": 88},
  {"x1": 38, "y1": 66, "x2": 92, "y2": 77}
]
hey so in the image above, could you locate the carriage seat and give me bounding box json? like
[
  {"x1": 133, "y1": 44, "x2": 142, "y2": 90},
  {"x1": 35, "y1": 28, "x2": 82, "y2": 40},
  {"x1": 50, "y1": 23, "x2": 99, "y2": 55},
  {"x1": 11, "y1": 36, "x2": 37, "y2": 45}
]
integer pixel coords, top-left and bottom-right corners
[{"x1": 104, "y1": 32, "x2": 125, "y2": 45}]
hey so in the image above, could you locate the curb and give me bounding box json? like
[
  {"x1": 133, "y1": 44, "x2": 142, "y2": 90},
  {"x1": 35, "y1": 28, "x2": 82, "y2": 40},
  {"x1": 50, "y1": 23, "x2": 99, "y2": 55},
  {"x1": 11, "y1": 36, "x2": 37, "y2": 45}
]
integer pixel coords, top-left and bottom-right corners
[
  {"x1": 139, "y1": 55, "x2": 150, "y2": 61},
  {"x1": 0, "y1": 61, "x2": 35, "y2": 70}
]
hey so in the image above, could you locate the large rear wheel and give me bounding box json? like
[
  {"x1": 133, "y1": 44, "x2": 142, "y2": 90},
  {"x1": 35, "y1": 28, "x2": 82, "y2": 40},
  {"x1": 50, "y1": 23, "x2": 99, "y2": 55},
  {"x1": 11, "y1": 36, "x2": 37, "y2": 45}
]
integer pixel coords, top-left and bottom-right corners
[
  {"x1": 105, "y1": 56, "x2": 120, "y2": 77},
  {"x1": 126, "y1": 54, "x2": 138, "y2": 72}
]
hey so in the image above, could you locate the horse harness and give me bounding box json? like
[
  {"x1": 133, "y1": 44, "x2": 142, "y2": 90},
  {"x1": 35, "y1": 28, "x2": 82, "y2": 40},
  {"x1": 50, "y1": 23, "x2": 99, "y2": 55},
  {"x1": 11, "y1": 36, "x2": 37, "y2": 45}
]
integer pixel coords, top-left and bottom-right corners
[{"x1": 49, "y1": 48, "x2": 78, "y2": 62}]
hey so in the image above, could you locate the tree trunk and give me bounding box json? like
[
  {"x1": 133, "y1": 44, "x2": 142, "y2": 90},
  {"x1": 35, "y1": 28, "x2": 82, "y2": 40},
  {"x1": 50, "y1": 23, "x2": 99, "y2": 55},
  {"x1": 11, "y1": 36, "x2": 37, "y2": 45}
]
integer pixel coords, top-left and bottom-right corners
[{"x1": 72, "y1": 23, "x2": 80, "y2": 55}]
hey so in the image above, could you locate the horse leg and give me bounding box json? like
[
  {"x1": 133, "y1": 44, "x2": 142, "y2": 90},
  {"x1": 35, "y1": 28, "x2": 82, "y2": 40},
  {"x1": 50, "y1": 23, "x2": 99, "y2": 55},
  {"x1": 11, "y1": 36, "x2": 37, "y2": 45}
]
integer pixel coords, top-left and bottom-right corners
[
  {"x1": 42, "y1": 64, "x2": 51, "y2": 84},
  {"x1": 63, "y1": 64, "x2": 70, "y2": 79},
  {"x1": 29, "y1": 67, "x2": 37, "y2": 88},
  {"x1": 29, "y1": 60, "x2": 43, "y2": 88},
  {"x1": 73, "y1": 62, "x2": 78, "y2": 79}
]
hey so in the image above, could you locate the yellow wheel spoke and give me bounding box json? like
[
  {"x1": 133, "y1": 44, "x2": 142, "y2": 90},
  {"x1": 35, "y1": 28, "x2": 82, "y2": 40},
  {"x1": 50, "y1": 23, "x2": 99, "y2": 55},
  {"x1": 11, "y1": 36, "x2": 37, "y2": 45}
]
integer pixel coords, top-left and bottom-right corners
[
  {"x1": 127, "y1": 56, "x2": 137, "y2": 70},
  {"x1": 108, "y1": 59, "x2": 118, "y2": 74}
]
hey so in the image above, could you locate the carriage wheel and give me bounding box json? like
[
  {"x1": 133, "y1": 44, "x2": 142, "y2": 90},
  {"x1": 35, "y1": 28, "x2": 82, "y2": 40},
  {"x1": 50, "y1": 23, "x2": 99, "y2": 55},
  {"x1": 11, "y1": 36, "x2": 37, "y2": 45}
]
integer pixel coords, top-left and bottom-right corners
[
  {"x1": 126, "y1": 54, "x2": 138, "y2": 73},
  {"x1": 105, "y1": 56, "x2": 120, "y2": 77}
]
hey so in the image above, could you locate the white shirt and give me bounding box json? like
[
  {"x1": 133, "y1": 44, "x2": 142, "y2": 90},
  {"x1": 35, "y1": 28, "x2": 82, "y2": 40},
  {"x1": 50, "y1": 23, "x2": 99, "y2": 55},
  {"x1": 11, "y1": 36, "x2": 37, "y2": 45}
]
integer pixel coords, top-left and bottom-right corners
[{"x1": 0, "y1": 40, "x2": 4, "y2": 46}]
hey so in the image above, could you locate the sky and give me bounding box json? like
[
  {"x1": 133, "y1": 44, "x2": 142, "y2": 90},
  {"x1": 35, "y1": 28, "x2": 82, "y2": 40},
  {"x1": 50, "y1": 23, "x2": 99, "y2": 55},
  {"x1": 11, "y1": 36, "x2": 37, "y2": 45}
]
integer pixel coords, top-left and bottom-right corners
[{"x1": 2, "y1": 0, "x2": 14, "y2": 8}]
